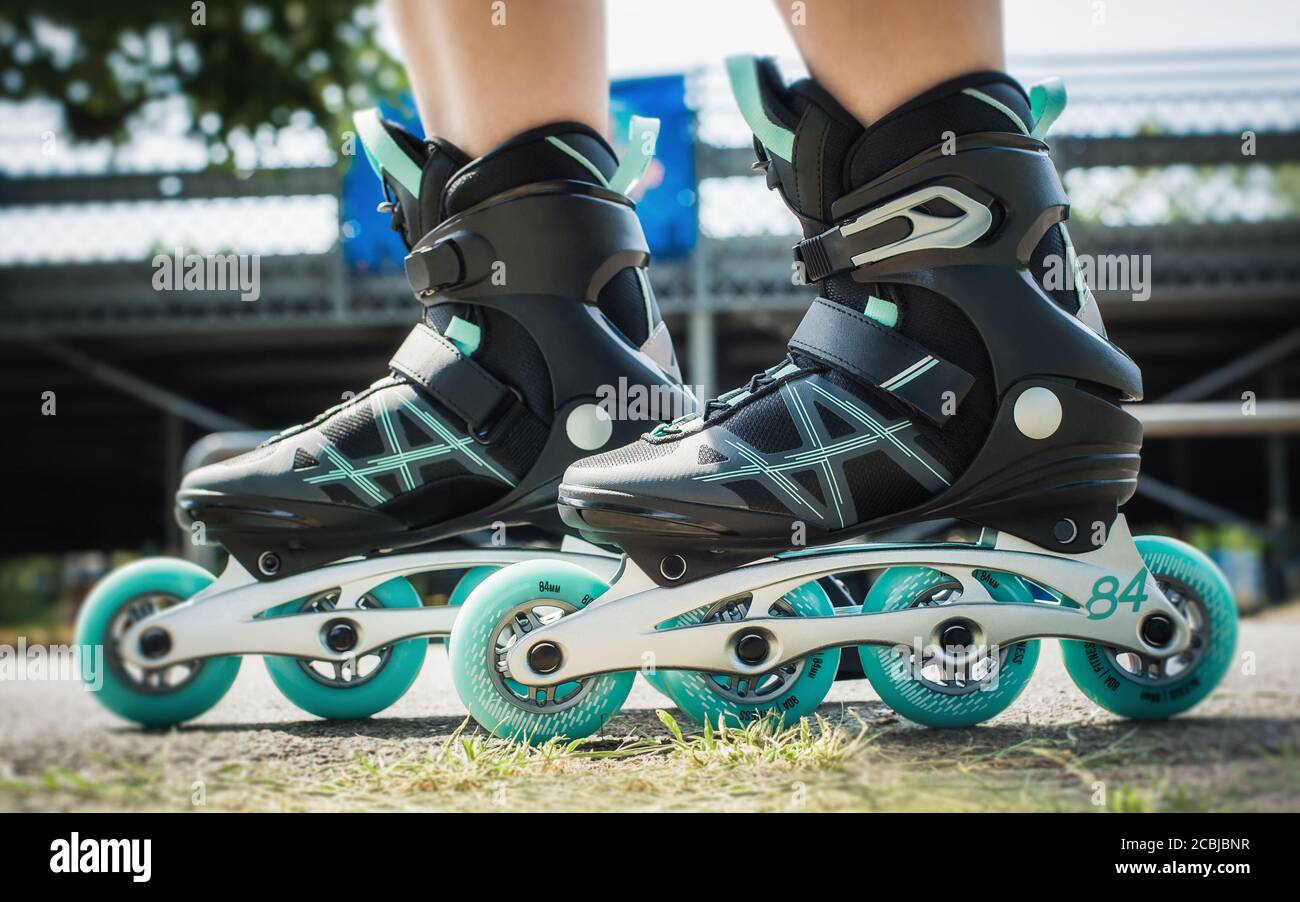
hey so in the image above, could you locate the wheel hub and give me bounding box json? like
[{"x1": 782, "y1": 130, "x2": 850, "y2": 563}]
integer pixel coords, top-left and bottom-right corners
[
  {"x1": 940, "y1": 622, "x2": 974, "y2": 650},
  {"x1": 735, "y1": 632, "x2": 770, "y2": 665},
  {"x1": 527, "y1": 641, "x2": 563, "y2": 674},
  {"x1": 1106, "y1": 577, "x2": 1209, "y2": 686},
  {"x1": 900, "y1": 585, "x2": 1005, "y2": 696},
  {"x1": 488, "y1": 599, "x2": 595, "y2": 714},
  {"x1": 694, "y1": 597, "x2": 804, "y2": 704},
  {"x1": 324, "y1": 620, "x2": 358, "y2": 653},
  {"x1": 1141, "y1": 614, "x2": 1174, "y2": 647},
  {"x1": 108, "y1": 593, "x2": 205, "y2": 695},
  {"x1": 291, "y1": 592, "x2": 392, "y2": 689},
  {"x1": 138, "y1": 627, "x2": 172, "y2": 659}
]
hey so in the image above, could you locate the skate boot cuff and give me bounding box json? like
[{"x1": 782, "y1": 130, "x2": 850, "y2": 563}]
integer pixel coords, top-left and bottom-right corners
[
  {"x1": 354, "y1": 109, "x2": 469, "y2": 250},
  {"x1": 727, "y1": 55, "x2": 1035, "y2": 234},
  {"x1": 727, "y1": 55, "x2": 1084, "y2": 319}
]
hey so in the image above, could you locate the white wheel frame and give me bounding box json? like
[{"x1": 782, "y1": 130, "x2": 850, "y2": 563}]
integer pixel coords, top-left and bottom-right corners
[
  {"x1": 501, "y1": 515, "x2": 1194, "y2": 687},
  {"x1": 117, "y1": 548, "x2": 621, "y2": 669}
]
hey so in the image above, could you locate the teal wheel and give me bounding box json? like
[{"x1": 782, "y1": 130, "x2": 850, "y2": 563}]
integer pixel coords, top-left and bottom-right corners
[
  {"x1": 74, "y1": 558, "x2": 241, "y2": 727},
  {"x1": 438, "y1": 566, "x2": 498, "y2": 650},
  {"x1": 264, "y1": 578, "x2": 427, "y2": 720},
  {"x1": 448, "y1": 560, "x2": 633, "y2": 744},
  {"x1": 1062, "y1": 535, "x2": 1237, "y2": 720},
  {"x1": 449, "y1": 566, "x2": 497, "y2": 608},
  {"x1": 641, "y1": 667, "x2": 672, "y2": 699},
  {"x1": 860, "y1": 568, "x2": 1039, "y2": 727},
  {"x1": 657, "y1": 582, "x2": 840, "y2": 728}
]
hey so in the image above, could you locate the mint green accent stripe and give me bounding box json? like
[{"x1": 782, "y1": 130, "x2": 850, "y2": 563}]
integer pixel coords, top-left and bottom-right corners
[
  {"x1": 807, "y1": 382, "x2": 950, "y2": 488},
  {"x1": 780, "y1": 422, "x2": 911, "y2": 464},
  {"x1": 308, "y1": 397, "x2": 516, "y2": 490},
  {"x1": 725, "y1": 55, "x2": 795, "y2": 162},
  {"x1": 692, "y1": 422, "x2": 908, "y2": 482},
  {"x1": 864, "y1": 295, "x2": 898, "y2": 327},
  {"x1": 610, "y1": 115, "x2": 659, "y2": 195},
  {"x1": 1028, "y1": 77, "x2": 1067, "y2": 139},
  {"x1": 444, "y1": 315, "x2": 481, "y2": 356},
  {"x1": 785, "y1": 385, "x2": 845, "y2": 527},
  {"x1": 352, "y1": 109, "x2": 422, "y2": 197},
  {"x1": 401, "y1": 400, "x2": 516, "y2": 486},
  {"x1": 374, "y1": 405, "x2": 413, "y2": 491},
  {"x1": 375, "y1": 404, "x2": 416, "y2": 492},
  {"x1": 546, "y1": 136, "x2": 610, "y2": 187},
  {"x1": 319, "y1": 446, "x2": 388, "y2": 503},
  {"x1": 961, "y1": 88, "x2": 1029, "y2": 136},
  {"x1": 881, "y1": 355, "x2": 931, "y2": 388},
  {"x1": 885, "y1": 357, "x2": 938, "y2": 390},
  {"x1": 728, "y1": 441, "x2": 812, "y2": 512}
]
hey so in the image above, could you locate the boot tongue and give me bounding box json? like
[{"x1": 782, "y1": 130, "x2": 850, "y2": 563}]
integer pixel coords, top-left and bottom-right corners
[
  {"x1": 355, "y1": 112, "x2": 471, "y2": 249},
  {"x1": 441, "y1": 122, "x2": 619, "y2": 217},
  {"x1": 773, "y1": 78, "x2": 864, "y2": 231},
  {"x1": 402, "y1": 137, "x2": 468, "y2": 248}
]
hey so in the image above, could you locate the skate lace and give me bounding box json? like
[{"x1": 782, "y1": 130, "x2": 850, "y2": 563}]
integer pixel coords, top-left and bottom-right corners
[
  {"x1": 651, "y1": 356, "x2": 797, "y2": 439},
  {"x1": 703, "y1": 367, "x2": 781, "y2": 419}
]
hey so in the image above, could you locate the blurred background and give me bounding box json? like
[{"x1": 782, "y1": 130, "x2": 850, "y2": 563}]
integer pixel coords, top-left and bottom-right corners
[{"x1": 1, "y1": 0, "x2": 1297, "y2": 638}]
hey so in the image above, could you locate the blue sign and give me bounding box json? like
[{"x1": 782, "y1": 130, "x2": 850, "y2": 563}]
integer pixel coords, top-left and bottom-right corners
[
  {"x1": 610, "y1": 74, "x2": 697, "y2": 260},
  {"x1": 341, "y1": 74, "x2": 696, "y2": 271}
]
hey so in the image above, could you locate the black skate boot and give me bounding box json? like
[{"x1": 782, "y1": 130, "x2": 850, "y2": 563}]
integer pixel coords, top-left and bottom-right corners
[
  {"x1": 446, "y1": 60, "x2": 1235, "y2": 743},
  {"x1": 77, "y1": 110, "x2": 696, "y2": 727},
  {"x1": 558, "y1": 56, "x2": 1140, "y2": 584},
  {"x1": 177, "y1": 113, "x2": 691, "y2": 581}
]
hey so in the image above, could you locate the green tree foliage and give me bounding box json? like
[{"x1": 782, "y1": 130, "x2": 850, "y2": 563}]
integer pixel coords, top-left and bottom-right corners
[{"x1": 0, "y1": 1, "x2": 408, "y2": 161}]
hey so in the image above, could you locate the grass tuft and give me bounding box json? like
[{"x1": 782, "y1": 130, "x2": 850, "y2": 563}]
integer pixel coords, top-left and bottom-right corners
[{"x1": 4, "y1": 709, "x2": 1297, "y2": 813}]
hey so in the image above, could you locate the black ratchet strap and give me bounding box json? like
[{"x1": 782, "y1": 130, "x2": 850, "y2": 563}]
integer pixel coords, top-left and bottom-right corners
[
  {"x1": 788, "y1": 297, "x2": 973, "y2": 427},
  {"x1": 389, "y1": 323, "x2": 526, "y2": 441}
]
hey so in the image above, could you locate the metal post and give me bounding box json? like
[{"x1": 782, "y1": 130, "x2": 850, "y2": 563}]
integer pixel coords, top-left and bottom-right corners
[
  {"x1": 163, "y1": 413, "x2": 182, "y2": 551},
  {"x1": 688, "y1": 72, "x2": 717, "y2": 402},
  {"x1": 688, "y1": 300, "x2": 717, "y2": 404},
  {"x1": 1265, "y1": 371, "x2": 1291, "y2": 603}
]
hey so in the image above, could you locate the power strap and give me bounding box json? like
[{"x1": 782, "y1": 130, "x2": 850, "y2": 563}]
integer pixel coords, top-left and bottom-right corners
[
  {"x1": 794, "y1": 217, "x2": 911, "y2": 283},
  {"x1": 794, "y1": 184, "x2": 994, "y2": 283},
  {"x1": 389, "y1": 323, "x2": 527, "y2": 441},
  {"x1": 788, "y1": 298, "x2": 973, "y2": 427}
]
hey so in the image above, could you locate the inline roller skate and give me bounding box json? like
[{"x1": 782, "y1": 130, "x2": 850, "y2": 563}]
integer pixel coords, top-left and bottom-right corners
[
  {"x1": 449, "y1": 56, "x2": 1238, "y2": 742},
  {"x1": 76, "y1": 110, "x2": 694, "y2": 726}
]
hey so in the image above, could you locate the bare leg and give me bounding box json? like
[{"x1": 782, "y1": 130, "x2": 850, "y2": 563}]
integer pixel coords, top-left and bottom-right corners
[
  {"x1": 775, "y1": 0, "x2": 1004, "y2": 125},
  {"x1": 386, "y1": 0, "x2": 608, "y2": 156}
]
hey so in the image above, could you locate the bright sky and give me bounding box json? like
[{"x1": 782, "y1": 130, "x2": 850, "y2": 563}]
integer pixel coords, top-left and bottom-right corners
[{"x1": 606, "y1": 0, "x2": 1300, "y2": 76}]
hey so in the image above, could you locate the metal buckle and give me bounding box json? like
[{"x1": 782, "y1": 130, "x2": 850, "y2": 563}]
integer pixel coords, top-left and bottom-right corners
[
  {"x1": 471, "y1": 387, "x2": 526, "y2": 445},
  {"x1": 839, "y1": 185, "x2": 992, "y2": 268},
  {"x1": 404, "y1": 239, "x2": 464, "y2": 299}
]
